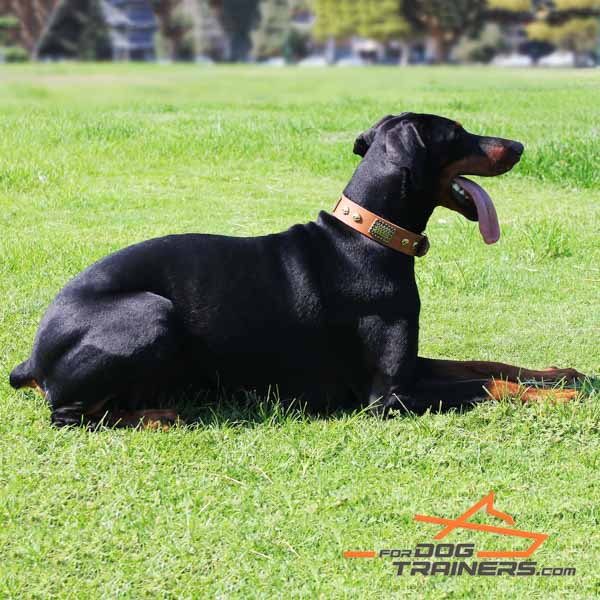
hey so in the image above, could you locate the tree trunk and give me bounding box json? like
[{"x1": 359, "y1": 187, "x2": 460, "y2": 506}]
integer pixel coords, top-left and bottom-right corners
[
  {"x1": 399, "y1": 40, "x2": 410, "y2": 66},
  {"x1": 429, "y1": 26, "x2": 449, "y2": 63},
  {"x1": 325, "y1": 35, "x2": 336, "y2": 64}
]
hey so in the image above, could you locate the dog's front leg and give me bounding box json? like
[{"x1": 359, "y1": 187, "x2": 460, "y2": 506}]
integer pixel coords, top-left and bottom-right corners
[
  {"x1": 357, "y1": 317, "x2": 420, "y2": 417},
  {"x1": 416, "y1": 358, "x2": 585, "y2": 386},
  {"x1": 366, "y1": 371, "x2": 420, "y2": 417}
]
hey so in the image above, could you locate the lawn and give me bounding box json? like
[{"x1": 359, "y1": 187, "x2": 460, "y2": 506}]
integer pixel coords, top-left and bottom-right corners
[{"x1": 0, "y1": 64, "x2": 598, "y2": 598}]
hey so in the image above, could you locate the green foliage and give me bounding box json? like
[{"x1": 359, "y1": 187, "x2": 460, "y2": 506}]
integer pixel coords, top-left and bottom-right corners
[
  {"x1": 36, "y1": 0, "x2": 111, "y2": 61},
  {"x1": 453, "y1": 22, "x2": 509, "y2": 62},
  {"x1": 284, "y1": 27, "x2": 311, "y2": 60},
  {"x1": 0, "y1": 13, "x2": 20, "y2": 52},
  {"x1": 486, "y1": 0, "x2": 531, "y2": 9},
  {"x1": 252, "y1": 0, "x2": 291, "y2": 59},
  {"x1": 313, "y1": 0, "x2": 411, "y2": 44},
  {"x1": 403, "y1": 0, "x2": 487, "y2": 61},
  {"x1": 555, "y1": 17, "x2": 599, "y2": 52},
  {"x1": 151, "y1": 1, "x2": 194, "y2": 60},
  {"x1": 404, "y1": 0, "x2": 487, "y2": 35},
  {"x1": 0, "y1": 15, "x2": 19, "y2": 30},
  {"x1": 522, "y1": 220, "x2": 572, "y2": 261},
  {"x1": 0, "y1": 46, "x2": 28, "y2": 62},
  {"x1": 76, "y1": 0, "x2": 112, "y2": 60},
  {"x1": 554, "y1": 0, "x2": 600, "y2": 9},
  {"x1": 526, "y1": 16, "x2": 599, "y2": 52},
  {"x1": 211, "y1": 0, "x2": 261, "y2": 60},
  {"x1": 312, "y1": 0, "x2": 355, "y2": 41},
  {"x1": 357, "y1": 0, "x2": 411, "y2": 42}
]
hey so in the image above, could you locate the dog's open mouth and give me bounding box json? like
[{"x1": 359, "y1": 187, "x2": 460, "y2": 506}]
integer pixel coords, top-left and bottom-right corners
[{"x1": 450, "y1": 176, "x2": 500, "y2": 245}]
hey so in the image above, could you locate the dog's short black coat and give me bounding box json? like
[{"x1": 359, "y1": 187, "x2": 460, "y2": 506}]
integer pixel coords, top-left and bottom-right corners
[{"x1": 12, "y1": 112, "x2": 582, "y2": 427}]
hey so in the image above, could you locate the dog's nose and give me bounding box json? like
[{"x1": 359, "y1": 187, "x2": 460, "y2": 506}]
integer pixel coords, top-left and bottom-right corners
[{"x1": 509, "y1": 141, "x2": 524, "y2": 156}]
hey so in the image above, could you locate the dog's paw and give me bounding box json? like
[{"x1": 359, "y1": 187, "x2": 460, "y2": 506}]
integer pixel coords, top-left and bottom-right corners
[
  {"x1": 140, "y1": 410, "x2": 181, "y2": 431},
  {"x1": 542, "y1": 367, "x2": 586, "y2": 383}
]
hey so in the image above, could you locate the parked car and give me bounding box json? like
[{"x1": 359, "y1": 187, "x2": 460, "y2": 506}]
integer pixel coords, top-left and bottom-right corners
[
  {"x1": 298, "y1": 55, "x2": 328, "y2": 67},
  {"x1": 539, "y1": 51, "x2": 575, "y2": 67},
  {"x1": 336, "y1": 56, "x2": 365, "y2": 67},
  {"x1": 491, "y1": 53, "x2": 533, "y2": 67},
  {"x1": 262, "y1": 57, "x2": 286, "y2": 67}
]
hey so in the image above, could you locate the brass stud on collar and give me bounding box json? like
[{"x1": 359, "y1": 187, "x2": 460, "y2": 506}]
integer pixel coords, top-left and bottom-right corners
[
  {"x1": 342, "y1": 206, "x2": 350, "y2": 215},
  {"x1": 412, "y1": 241, "x2": 419, "y2": 249},
  {"x1": 352, "y1": 213, "x2": 362, "y2": 223},
  {"x1": 401, "y1": 238, "x2": 409, "y2": 246}
]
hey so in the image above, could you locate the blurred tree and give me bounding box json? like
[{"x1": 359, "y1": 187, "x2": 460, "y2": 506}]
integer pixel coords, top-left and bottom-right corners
[
  {"x1": 526, "y1": 16, "x2": 598, "y2": 53},
  {"x1": 356, "y1": 0, "x2": 413, "y2": 63},
  {"x1": 0, "y1": 13, "x2": 18, "y2": 44},
  {"x1": 284, "y1": 0, "x2": 312, "y2": 61},
  {"x1": 312, "y1": 0, "x2": 353, "y2": 39},
  {"x1": 152, "y1": 1, "x2": 192, "y2": 59},
  {"x1": 485, "y1": 0, "x2": 533, "y2": 23},
  {"x1": 547, "y1": 0, "x2": 600, "y2": 23},
  {"x1": 357, "y1": 0, "x2": 411, "y2": 43},
  {"x1": 0, "y1": 13, "x2": 28, "y2": 61},
  {"x1": 554, "y1": 0, "x2": 600, "y2": 10},
  {"x1": 453, "y1": 21, "x2": 509, "y2": 61},
  {"x1": 6, "y1": 0, "x2": 61, "y2": 58},
  {"x1": 37, "y1": 0, "x2": 111, "y2": 60},
  {"x1": 179, "y1": 0, "x2": 228, "y2": 60},
  {"x1": 312, "y1": 0, "x2": 358, "y2": 61},
  {"x1": 313, "y1": 0, "x2": 414, "y2": 63},
  {"x1": 284, "y1": 27, "x2": 310, "y2": 60},
  {"x1": 487, "y1": 0, "x2": 531, "y2": 8},
  {"x1": 209, "y1": 0, "x2": 260, "y2": 61},
  {"x1": 402, "y1": 0, "x2": 487, "y2": 63},
  {"x1": 251, "y1": 0, "x2": 291, "y2": 60},
  {"x1": 486, "y1": 0, "x2": 600, "y2": 21}
]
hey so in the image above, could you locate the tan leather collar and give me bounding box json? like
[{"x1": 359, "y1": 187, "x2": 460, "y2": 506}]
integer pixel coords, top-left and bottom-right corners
[{"x1": 332, "y1": 194, "x2": 430, "y2": 257}]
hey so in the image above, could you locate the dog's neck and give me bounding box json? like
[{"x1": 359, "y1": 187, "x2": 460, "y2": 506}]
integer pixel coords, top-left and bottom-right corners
[{"x1": 342, "y1": 159, "x2": 433, "y2": 234}]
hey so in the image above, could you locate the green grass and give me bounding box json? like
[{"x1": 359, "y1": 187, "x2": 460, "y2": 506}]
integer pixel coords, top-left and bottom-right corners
[{"x1": 0, "y1": 64, "x2": 599, "y2": 598}]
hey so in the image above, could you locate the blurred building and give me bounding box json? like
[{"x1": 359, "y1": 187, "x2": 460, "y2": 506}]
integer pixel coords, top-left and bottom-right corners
[
  {"x1": 31, "y1": 0, "x2": 157, "y2": 61},
  {"x1": 101, "y1": 0, "x2": 157, "y2": 61}
]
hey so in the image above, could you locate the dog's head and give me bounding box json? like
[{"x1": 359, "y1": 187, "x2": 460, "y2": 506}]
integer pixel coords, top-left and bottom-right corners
[{"x1": 353, "y1": 113, "x2": 523, "y2": 244}]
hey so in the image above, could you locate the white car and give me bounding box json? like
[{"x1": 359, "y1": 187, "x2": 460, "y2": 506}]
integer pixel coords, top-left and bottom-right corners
[
  {"x1": 491, "y1": 53, "x2": 533, "y2": 67},
  {"x1": 336, "y1": 56, "x2": 366, "y2": 67},
  {"x1": 298, "y1": 55, "x2": 328, "y2": 67},
  {"x1": 539, "y1": 51, "x2": 575, "y2": 67},
  {"x1": 263, "y1": 57, "x2": 286, "y2": 67}
]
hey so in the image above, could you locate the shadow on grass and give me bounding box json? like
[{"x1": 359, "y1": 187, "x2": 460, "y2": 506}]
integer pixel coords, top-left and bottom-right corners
[
  {"x1": 171, "y1": 376, "x2": 600, "y2": 430},
  {"x1": 15, "y1": 375, "x2": 597, "y2": 431}
]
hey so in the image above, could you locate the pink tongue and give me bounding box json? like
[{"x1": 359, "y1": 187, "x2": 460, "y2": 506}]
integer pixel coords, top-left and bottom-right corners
[{"x1": 455, "y1": 176, "x2": 500, "y2": 244}]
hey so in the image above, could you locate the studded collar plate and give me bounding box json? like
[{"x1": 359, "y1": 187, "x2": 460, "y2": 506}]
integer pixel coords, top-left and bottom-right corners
[{"x1": 331, "y1": 194, "x2": 430, "y2": 258}]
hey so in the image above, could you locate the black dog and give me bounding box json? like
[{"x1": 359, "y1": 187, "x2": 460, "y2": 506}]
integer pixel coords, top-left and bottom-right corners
[{"x1": 10, "y1": 113, "x2": 584, "y2": 427}]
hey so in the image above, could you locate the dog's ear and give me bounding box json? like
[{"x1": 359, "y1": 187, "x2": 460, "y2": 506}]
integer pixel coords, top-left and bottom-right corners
[
  {"x1": 353, "y1": 114, "x2": 395, "y2": 157},
  {"x1": 384, "y1": 120, "x2": 427, "y2": 191}
]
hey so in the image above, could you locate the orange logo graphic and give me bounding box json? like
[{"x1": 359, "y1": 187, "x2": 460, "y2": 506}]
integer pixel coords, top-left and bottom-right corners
[{"x1": 414, "y1": 491, "x2": 548, "y2": 558}]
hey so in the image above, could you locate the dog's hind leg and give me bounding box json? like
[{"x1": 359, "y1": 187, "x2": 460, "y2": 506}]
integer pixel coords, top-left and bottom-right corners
[{"x1": 36, "y1": 292, "x2": 185, "y2": 427}]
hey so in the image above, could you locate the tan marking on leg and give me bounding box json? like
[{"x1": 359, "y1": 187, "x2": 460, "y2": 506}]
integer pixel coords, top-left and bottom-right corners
[
  {"x1": 21, "y1": 379, "x2": 46, "y2": 397},
  {"x1": 487, "y1": 380, "x2": 578, "y2": 403},
  {"x1": 108, "y1": 409, "x2": 181, "y2": 430}
]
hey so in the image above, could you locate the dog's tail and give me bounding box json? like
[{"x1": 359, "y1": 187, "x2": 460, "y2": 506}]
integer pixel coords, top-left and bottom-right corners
[{"x1": 9, "y1": 358, "x2": 35, "y2": 389}]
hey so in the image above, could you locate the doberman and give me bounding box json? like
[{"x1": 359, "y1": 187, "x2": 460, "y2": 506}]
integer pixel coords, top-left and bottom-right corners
[{"x1": 10, "y1": 113, "x2": 585, "y2": 427}]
